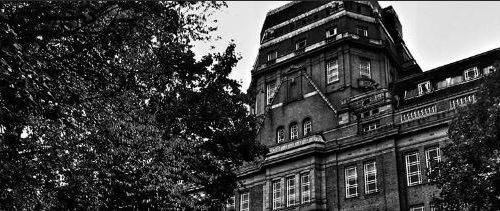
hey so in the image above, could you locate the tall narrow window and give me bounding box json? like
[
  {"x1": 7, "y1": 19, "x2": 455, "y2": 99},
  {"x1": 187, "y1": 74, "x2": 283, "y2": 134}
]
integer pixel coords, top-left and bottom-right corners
[
  {"x1": 359, "y1": 57, "x2": 371, "y2": 78},
  {"x1": 267, "y1": 51, "x2": 277, "y2": 61},
  {"x1": 364, "y1": 162, "x2": 378, "y2": 194},
  {"x1": 287, "y1": 177, "x2": 296, "y2": 206},
  {"x1": 272, "y1": 180, "x2": 283, "y2": 209},
  {"x1": 345, "y1": 166, "x2": 358, "y2": 198},
  {"x1": 290, "y1": 123, "x2": 298, "y2": 140},
  {"x1": 277, "y1": 127, "x2": 285, "y2": 143},
  {"x1": 356, "y1": 26, "x2": 368, "y2": 36},
  {"x1": 426, "y1": 147, "x2": 441, "y2": 169},
  {"x1": 240, "y1": 192, "x2": 249, "y2": 211},
  {"x1": 417, "y1": 81, "x2": 431, "y2": 95},
  {"x1": 303, "y1": 119, "x2": 312, "y2": 136},
  {"x1": 295, "y1": 39, "x2": 307, "y2": 50},
  {"x1": 410, "y1": 206, "x2": 424, "y2": 211},
  {"x1": 301, "y1": 173, "x2": 311, "y2": 203},
  {"x1": 267, "y1": 81, "x2": 277, "y2": 105},
  {"x1": 406, "y1": 152, "x2": 422, "y2": 186},
  {"x1": 327, "y1": 59, "x2": 339, "y2": 83}
]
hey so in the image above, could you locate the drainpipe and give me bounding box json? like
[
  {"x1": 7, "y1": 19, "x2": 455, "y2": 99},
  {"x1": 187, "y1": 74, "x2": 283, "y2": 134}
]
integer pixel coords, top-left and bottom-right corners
[{"x1": 335, "y1": 138, "x2": 341, "y2": 211}]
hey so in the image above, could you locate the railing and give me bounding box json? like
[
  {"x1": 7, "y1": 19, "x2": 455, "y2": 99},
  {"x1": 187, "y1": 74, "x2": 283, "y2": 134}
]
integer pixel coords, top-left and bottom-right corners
[
  {"x1": 269, "y1": 135, "x2": 325, "y2": 154},
  {"x1": 401, "y1": 104, "x2": 437, "y2": 123},
  {"x1": 450, "y1": 94, "x2": 476, "y2": 109}
]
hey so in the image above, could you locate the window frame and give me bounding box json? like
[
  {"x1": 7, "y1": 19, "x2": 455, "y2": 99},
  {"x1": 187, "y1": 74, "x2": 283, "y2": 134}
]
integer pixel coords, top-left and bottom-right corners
[
  {"x1": 286, "y1": 177, "x2": 296, "y2": 207},
  {"x1": 277, "y1": 127, "x2": 285, "y2": 143},
  {"x1": 405, "y1": 152, "x2": 422, "y2": 186},
  {"x1": 301, "y1": 173, "x2": 311, "y2": 203},
  {"x1": 364, "y1": 161, "x2": 378, "y2": 194},
  {"x1": 240, "y1": 192, "x2": 249, "y2": 211},
  {"x1": 326, "y1": 26, "x2": 338, "y2": 38},
  {"x1": 359, "y1": 57, "x2": 371, "y2": 78},
  {"x1": 327, "y1": 58, "x2": 340, "y2": 83},
  {"x1": 266, "y1": 81, "x2": 277, "y2": 105},
  {"x1": 272, "y1": 180, "x2": 283, "y2": 209},
  {"x1": 290, "y1": 123, "x2": 299, "y2": 140},
  {"x1": 484, "y1": 65, "x2": 496, "y2": 75},
  {"x1": 425, "y1": 147, "x2": 441, "y2": 169},
  {"x1": 464, "y1": 67, "x2": 479, "y2": 81},
  {"x1": 345, "y1": 166, "x2": 358, "y2": 198},
  {"x1": 417, "y1": 81, "x2": 432, "y2": 95},
  {"x1": 410, "y1": 205, "x2": 425, "y2": 211},
  {"x1": 356, "y1": 26, "x2": 368, "y2": 37},
  {"x1": 267, "y1": 50, "x2": 277, "y2": 61},
  {"x1": 295, "y1": 38, "x2": 307, "y2": 50},
  {"x1": 303, "y1": 119, "x2": 312, "y2": 136}
]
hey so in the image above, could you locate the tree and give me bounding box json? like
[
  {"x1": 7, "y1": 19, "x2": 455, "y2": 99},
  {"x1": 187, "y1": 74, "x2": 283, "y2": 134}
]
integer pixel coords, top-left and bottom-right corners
[
  {"x1": 0, "y1": 2, "x2": 267, "y2": 210},
  {"x1": 429, "y1": 59, "x2": 500, "y2": 211}
]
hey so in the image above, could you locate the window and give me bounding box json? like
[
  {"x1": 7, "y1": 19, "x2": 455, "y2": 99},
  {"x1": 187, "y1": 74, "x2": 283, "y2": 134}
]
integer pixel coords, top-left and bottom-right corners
[
  {"x1": 277, "y1": 127, "x2": 285, "y2": 143},
  {"x1": 290, "y1": 123, "x2": 298, "y2": 140},
  {"x1": 359, "y1": 57, "x2": 371, "y2": 78},
  {"x1": 345, "y1": 166, "x2": 358, "y2": 198},
  {"x1": 417, "y1": 81, "x2": 432, "y2": 95},
  {"x1": 267, "y1": 81, "x2": 277, "y2": 105},
  {"x1": 226, "y1": 196, "x2": 235, "y2": 211},
  {"x1": 364, "y1": 162, "x2": 377, "y2": 194},
  {"x1": 362, "y1": 121, "x2": 380, "y2": 132},
  {"x1": 406, "y1": 152, "x2": 422, "y2": 186},
  {"x1": 267, "y1": 51, "x2": 277, "y2": 61},
  {"x1": 426, "y1": 147, "x2": 441, "y2": 169},
  {"x1": 272, "y1": 180, "x2": 283, "y2": 209},
  {"x1": 240, "y1": 192, "x2": 249, "y2": 211},
  {"x1": 303, "y1": 119, "x2": 312, "y2": 136},
  {"x1": 295, "y1": 39, "x2": 307, "y2": 50},
  {"x1": 287, "y1": 177, "x2": 296, "y2": 206},
  {"x1": 326, "y1": 26, "x2": 338, "y2": 38},
  {"x1": 484, "y1": 65, "x2": 496, "y2": 75},
  {"x1": 301, "y1": 173, "x2": 311, "y2": 203},
  {"x1": 356, "y1": 26, "x2": 368, "y2": 37},
  {"x1": 327, "y1": 59, "x2": 339, "y2": 83},
  {"x1": 464, "y1": 67, "x2": 479, "y2": 80},
  {"x1": 410, "y1": 206, "x2": 424, "y2": 211},
  {"x1": 338, "y1": 112, "x2": 349, "y2": 125}
]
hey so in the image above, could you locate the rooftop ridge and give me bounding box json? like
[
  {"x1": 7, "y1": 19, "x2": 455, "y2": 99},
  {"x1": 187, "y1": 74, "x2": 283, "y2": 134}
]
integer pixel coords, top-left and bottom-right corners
[{"x1": 266, "y1": 1, "x2": 298, "y2": 16}]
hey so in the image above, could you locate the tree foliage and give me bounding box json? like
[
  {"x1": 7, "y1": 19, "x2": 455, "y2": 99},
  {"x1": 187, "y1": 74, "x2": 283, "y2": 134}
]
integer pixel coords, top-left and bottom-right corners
[
  {"x1": 429, "y1": 58, "x2": 500, "y2": 211},
  {"x1": 0, "y1": 2, "x2": 267, "y2": 210}
]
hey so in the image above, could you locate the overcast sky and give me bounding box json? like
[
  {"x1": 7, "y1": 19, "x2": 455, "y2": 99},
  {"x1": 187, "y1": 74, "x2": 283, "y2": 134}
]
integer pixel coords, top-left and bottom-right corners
[{"x1": 191, "y1": 1, "x2": 500, "y2": 91}]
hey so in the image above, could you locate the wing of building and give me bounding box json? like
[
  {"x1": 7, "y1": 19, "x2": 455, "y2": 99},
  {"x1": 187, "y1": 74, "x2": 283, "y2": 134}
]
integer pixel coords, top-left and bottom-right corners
[{"x1": 228, "y1": 1, "x2": 500, "y2": 211}]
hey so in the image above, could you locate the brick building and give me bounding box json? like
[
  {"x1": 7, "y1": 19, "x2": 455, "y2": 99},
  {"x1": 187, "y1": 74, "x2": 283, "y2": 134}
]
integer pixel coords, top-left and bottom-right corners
[{"x1": 229, "y1": 1, "x2": 499, "y2": 211}]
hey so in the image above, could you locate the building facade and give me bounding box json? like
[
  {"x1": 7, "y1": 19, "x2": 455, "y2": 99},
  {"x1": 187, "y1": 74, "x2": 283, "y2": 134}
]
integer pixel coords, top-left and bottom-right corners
[{"x1": 232, "y1": 1, "x2": 500, "y2": 211}]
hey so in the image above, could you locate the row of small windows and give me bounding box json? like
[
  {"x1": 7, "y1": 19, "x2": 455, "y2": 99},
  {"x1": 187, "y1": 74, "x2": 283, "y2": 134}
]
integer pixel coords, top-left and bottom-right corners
[
  {"x1": 404, "y1": 66, "x2": 495, "y2": 99},
  {"x1": 265, "y1": 57, "x2": 371, "y2": 106},
  {"x1": 233, "y1": 148, "x2": 440, "y2": 210},
  {"x1": 277, "y1": 119, "x2": 312, "y2": 143},
  {"x1": 266, "y1": 25, "x2": 369, "y2": 62}
]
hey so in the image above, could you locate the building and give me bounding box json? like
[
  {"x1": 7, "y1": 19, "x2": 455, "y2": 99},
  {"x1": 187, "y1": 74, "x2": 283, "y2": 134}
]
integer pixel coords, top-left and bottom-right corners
[{"x1": 232, "y1": 1, "x2": 500, "y2": 211}]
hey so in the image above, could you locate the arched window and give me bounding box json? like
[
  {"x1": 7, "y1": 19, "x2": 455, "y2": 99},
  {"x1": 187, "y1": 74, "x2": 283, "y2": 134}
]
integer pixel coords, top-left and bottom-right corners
[
  {"x1": 303, "y1": 118, "x2": 312, "y2": 136},
  {"x1": 290, "y1": 123, "x2": 299, "y2": 140},
  {"x1": 277, "y1": 127, "x2": 285, "y2": 143}
]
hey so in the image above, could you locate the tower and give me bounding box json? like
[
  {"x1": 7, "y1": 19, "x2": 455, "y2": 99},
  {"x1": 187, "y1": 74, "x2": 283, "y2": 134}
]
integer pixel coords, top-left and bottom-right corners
[{"x1": 233, "y1": 1, "x2": 500, "y2": 211}]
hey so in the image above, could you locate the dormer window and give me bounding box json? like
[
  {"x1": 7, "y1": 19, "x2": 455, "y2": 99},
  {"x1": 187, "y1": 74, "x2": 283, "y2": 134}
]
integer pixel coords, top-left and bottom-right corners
[
  {"x1": 417, "y1": 81, "x2": 432, "y2": 95},
  {"x1": 295, "y1": 39, "x2": 307, "y2": 50},
  {"x1": 356, "y1": 26, "x2": 368, "y2": 37},
  {"x1": 326, "y1": 26, "x2": 337, "y2": 38},
  {"x1": 484, "y1": 65, "x2": 496, "y2": 75},
  {"x1": 267, "y1": 51, "x2": 277, "y2": 62},
  {"x1": 464, "y1": 67, "x2": 479, "y2": 81}
]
